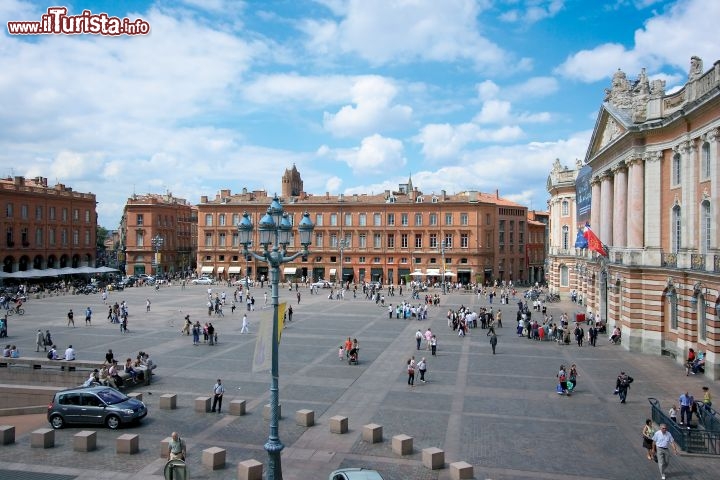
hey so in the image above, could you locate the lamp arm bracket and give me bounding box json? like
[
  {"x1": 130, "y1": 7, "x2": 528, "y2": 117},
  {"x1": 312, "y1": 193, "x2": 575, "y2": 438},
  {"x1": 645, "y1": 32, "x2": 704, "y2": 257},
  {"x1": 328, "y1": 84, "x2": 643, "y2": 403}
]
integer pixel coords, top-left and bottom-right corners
[{"x1": 281, "y1": 250, "x2": 308, "y2": 263}]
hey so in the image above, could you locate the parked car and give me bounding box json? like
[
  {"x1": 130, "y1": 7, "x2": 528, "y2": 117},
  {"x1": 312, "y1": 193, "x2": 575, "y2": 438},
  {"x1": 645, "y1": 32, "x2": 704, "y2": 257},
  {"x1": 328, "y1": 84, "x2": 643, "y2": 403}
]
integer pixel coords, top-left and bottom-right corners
[
  {"x1": 329, "y1": 468, "x2": 384, "y2": 480},
  {"x1": 368, "y1": 281, "x2": 383, "y2": 290},
  {"x1": 232, "y1": 277, "x2": 255, "y2": 287},
  {"x1": 311, "y1": 280, "x2": 334, "y2": 289},
  {"x1": 47, "y1": 386, "x2": 148, "y2": 430},
  {"x1": 191, "y1": 277, "x2": 214, "y2": 285}
]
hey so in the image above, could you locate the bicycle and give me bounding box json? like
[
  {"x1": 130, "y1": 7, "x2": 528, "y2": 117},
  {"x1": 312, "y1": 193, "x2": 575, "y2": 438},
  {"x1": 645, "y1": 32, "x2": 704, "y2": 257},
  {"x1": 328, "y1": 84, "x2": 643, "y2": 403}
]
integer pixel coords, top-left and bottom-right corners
[{"x1": 7, "y1": 307, "x2": 25, "y2": 316}]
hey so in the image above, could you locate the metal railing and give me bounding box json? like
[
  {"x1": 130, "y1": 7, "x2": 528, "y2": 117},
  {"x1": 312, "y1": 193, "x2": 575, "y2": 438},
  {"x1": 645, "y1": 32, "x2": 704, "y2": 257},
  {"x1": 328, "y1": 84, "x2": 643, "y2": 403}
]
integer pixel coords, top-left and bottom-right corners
[{"x1": 649, "y1": 397, "x2": 720, "y2": 455}]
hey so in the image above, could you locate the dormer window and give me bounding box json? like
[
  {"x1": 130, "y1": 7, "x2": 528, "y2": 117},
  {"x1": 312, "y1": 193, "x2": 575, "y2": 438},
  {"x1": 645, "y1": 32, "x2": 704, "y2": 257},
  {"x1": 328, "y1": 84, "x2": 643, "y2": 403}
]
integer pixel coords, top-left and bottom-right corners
[
  {"x1": 416, "y1": 196, "x2": 424, "y2": 203},
  {"x1": 387, "y1": 195, "x2": 396, "y2": 203},
  {"x1": 431, "y1": 196, "x2": 438, "y2": 203}
]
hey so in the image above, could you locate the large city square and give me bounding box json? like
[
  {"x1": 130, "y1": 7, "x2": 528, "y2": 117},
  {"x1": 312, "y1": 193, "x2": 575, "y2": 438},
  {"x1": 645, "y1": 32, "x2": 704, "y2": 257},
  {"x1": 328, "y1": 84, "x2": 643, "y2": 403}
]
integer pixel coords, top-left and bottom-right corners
[{"x1": 0, "y1": 282, "x2": 717, "y2": 479}]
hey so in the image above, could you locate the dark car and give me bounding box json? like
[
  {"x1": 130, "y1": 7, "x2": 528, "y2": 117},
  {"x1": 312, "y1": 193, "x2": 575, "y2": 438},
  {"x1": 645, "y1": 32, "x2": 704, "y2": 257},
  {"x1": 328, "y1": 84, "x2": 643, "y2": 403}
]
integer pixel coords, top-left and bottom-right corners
[{"x1": 47, "y1": 386, "x2": 148, "y2": 430}]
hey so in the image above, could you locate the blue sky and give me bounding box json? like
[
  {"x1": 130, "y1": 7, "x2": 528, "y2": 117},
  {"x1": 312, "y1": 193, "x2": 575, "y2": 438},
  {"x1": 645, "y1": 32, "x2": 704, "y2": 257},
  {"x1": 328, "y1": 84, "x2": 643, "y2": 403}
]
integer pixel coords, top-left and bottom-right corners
[{"x1": 1, "y1": 0, "x2": 718, "y2": 227}]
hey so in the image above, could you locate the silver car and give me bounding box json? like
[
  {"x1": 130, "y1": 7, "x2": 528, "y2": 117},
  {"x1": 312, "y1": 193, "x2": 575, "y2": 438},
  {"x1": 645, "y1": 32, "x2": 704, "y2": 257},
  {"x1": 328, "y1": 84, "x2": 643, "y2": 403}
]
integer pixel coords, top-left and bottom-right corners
[
  {"x1": 47, "y1": 386, "x2": 148, "y2": 430},
  {"x1": 329, "y1": 468, "x2": 384, "y2": 480}
]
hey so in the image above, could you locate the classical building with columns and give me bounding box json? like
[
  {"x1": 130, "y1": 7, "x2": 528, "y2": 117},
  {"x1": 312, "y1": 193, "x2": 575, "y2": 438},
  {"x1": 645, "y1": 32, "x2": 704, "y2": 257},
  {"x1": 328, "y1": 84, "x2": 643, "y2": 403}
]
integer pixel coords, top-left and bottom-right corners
[{"x1": 547, "y1": 57, "x2": 720, "y2": 379}]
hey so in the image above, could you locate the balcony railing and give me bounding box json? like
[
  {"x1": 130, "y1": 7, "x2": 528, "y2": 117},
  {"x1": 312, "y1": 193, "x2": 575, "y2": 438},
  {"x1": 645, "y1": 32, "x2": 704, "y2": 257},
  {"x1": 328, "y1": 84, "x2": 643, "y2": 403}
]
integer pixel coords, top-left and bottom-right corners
[
  {"x1": 691, "y1": 254, "x2": 706, "y2": 271},
  {"x1": 661, "y1": 253, "x2": 677, "y2": 268},
  {"x1": 715, "y1": 255, "x2": 720, "y2": 273}
]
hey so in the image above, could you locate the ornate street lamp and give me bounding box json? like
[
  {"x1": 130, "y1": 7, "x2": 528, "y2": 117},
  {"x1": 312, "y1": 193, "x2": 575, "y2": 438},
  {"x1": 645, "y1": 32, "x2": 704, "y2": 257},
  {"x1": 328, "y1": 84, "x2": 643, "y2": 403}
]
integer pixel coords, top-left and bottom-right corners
[
  {"x1": 338, "y1": 238, "x2": 349, "y2": 288},
  {"x1": 237, "y1": 198, "x2": 314, "y2": 480},
  {"x1": 151, "y1": 235, "x2": 164, "y2": 277},
  {"x1": 440, "y1": 239, "x2": 449, "y2": 295}
]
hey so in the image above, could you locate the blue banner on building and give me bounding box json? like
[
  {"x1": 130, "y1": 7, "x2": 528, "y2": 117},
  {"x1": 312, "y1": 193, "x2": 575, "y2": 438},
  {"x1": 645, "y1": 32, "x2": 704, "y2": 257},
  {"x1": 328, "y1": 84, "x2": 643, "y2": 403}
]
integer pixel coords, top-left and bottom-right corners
[{"x1": 575, "y1": 164, "x2": 593, "y2": 225}]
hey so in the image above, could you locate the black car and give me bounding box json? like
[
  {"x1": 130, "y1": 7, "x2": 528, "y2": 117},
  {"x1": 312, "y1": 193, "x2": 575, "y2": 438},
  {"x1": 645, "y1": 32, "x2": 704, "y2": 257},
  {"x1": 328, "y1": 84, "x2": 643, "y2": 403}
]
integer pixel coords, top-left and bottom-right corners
[{"x1": 47, "y1": 386, "x2": 148, "y2": 429}]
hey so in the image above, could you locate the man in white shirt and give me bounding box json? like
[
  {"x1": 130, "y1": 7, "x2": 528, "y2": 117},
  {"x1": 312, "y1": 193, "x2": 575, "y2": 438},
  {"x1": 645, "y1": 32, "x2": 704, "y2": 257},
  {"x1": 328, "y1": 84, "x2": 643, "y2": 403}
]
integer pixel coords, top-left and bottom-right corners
[
  {"x1": 652, "y1": 423, "x2": 679, "y2": 480},
  {"x1": 64, "y1": 345, "x2": 76, "y2": 361},
  {"x1": 211, "y1": 379, "x2": 225, "y2": 413}
]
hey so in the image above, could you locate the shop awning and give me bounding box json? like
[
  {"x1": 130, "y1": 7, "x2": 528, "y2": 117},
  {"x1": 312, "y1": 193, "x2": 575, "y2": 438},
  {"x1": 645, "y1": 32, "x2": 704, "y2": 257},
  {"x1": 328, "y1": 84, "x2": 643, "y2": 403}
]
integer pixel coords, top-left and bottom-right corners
[
  {"x1": 283, "y1": 267, "x2": 297, "y2": 275},
  {"x1": 329, "y1": 268, "x2": 337, "y2": 275},
  {"x1": 426, "y1": 269, "x2": 441, "y2": 276},
  {"x1": 228, "y1": 266, "x2": 241, "y2": 274},
  {"x1": 217, "y1": 267, "x2": 225, "y2": 273},
  {"x1": 200, "y1": 266, "x2": 214, "y2": 273}
]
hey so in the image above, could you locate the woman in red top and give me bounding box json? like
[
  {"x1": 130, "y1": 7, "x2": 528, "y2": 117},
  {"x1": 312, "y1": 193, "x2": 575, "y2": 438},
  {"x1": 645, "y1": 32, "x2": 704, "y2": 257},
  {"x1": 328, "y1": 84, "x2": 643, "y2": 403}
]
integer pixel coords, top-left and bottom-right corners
[{"x1": 686, "y1": 348, "x2": 696, "y2": 375}]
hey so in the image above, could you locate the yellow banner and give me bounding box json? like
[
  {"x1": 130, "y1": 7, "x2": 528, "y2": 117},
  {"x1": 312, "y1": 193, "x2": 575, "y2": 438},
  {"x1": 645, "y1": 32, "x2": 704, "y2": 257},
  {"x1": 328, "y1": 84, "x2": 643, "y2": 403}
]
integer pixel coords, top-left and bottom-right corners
[
  {"x1": 251, "y1": 302, "x2": 286, "y2": 373},
  {"x1": 278, "y1": 302, "x2": 286, "y2": 344}
]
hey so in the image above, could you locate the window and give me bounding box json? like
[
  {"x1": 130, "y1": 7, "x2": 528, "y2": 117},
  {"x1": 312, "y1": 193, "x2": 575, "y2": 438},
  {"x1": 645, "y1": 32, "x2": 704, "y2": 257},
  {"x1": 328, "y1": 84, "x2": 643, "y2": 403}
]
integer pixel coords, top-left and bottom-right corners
[
  {"x1": 429, "y1": 233, "x2": 437, "y2": 249},
  {"x1": 460, "y1": 213, "x2": 468, "y2": 225},
  {"x1": 84, "y1": 230, "x2": 90, "y2": 245},
  {"x1": 387, "y1": 213, "x2": 394, "y2": 226},
  {"x1": 387, "y1": 257, "x2": 394, "y2": 263},
  {"x1": 84, "y1": 210, "x2": 90, "y2": 222},
  {"x1": 672, "y1": 153, "x2": 681, "y2": 185},
  {"x1": 416, "y1": 196, "x2": 424, "y2": 203},
  {"x1": 359, "y1": 233, "x2": 367, "y2": 248},
  {"x1": 60, "y1": 229, "x2": 67, "y2": 245},
  {"x1": 344, "y1": 233, "x2": 352, "y2": 246},
  {"x1": 702, "y1": 201, "x2": 711, "y2": 254},
  {"x1": 219, "y1": 232, "x2": 226, "y2": 247},
  {"x1": 205, "y1": 214, "x2": 213, "y2": 226},
  {"x1": 387, "y1": 234, "x2": 394, "y2": 248},
  {"x1": 562, "y1": 225, "x2": 569, "y2": 250},
  {"x1": 401, "y1": 213, "x2": 408, "y2": 226},
  {"x1": 232, "y1": 232, "x2": 239, "y2": 247},
  {"x1": 373, "y1": 257, "x2": 381, "y2": 263},
  {"x1": 330, "y1": 213, "x2": 337, "y2": 226},
  {"x1": 486, "y1": 232, "x2": 492, "y2": 248},
  {"x1": 204, "y1": 233, "x2": 213, "y2": 247},
  {"x1": 429, "y1": 213, "x2": 437, "y2": 226},
  {"x1": 461, "y1": 233, "x2": 469, "y2": 248},
  {"x1": 699, "y1": 296, "x2": 707, "y2": 341},
  {"x1": 219, "y1": 214, "x2": 226, "y2": 226},
  {"x1": 35, "y1": 206, "x2": 43, "y2": 220},
  {"x1": 401, "y1": 234, "x2": 408, "y2": 248},
  {"x1": 73, "y1": 209, "x2": 79, "y2": 221},
  {"x1": 5, "y1": 203, "x2": 12, "y2": 218},
  {"x1": 486, "y1": 213, "x2": 491, "y2": 225},
  {"x1": 359, "y1": 256, "x2": 366, "y2": 263},
  {"x1": 21, "y1": 204, "x2": 28, "y2": 219},
  {"x1": 374, "y1": 233, "x2": 381, "y2": 248},
  {"x1": 232, "y1": 213, "x2": 240, "y2": 226},
  {"x1": 445, "y1": 213, "x2": 453, "y2": 225},
  {"x1": 136, "y1": 231, "x2": 144, "y2": 247},
  {"x1": 414, "y1": 257, "x2": 422, "y2": 264},
  {"x1": 672, "y1": 205, "x2": 681, "y2": 253},
  {"x1": 373, "y1": 213, "x2": 382, "y2": 226},
  {"x1": 444, "y1": 234, "x2": 452, "y2": 248},
  {"x1": 344, "y1": 213, "x2": 352, "y2": 226},
  {"x1": 35, "y1": 228, "x2": 43, "y2": 246},
  {"x1": 315, "y1": 214, "x2": 323, "y2": 226},
  {"x1": 315, "y1": 233, "x2": 323, "y2": 247},
  {"x1": 560, "y1": 265, "x2": 569, "y2": 287},
  {"x1": 49, "y1": 228, "x2": 55, "y2": 245},
  {"x1": 415, "y1": 213, "x2": 422, "y2": 226},
  {"x1": 702, "y1": 142, "x2": 711, "y2": 179},
  {"x1": 415, "y1": 234, "x2": 422, "y2": 249},
  {"x1": 330, "y1": 234, "x2": 338, "y2": 247},
  {"x1": 400, "y1": 257, "x2": 408, "y2": 264},
  {"x1": 49, "y1": 206, "x2": 55, "y2": 220},
  {"x1": 669, "y1": 289, "x2": 678, "y2": 329},
  {"x1": 561, "y1": 200, "x2": 569, "y2": 216},
  {"x1": 20, "y1": 227, "x2": 28, "y2": 246},
  {"x1": 359, "y1": 213, "x2": 367, "y2": 226}
]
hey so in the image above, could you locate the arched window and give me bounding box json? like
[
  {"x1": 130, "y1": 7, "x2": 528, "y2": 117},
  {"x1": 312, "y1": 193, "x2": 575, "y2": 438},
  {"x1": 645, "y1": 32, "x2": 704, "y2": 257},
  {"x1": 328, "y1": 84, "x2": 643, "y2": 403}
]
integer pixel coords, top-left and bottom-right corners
[
  {"x1": 669, "y1": 289, "x2": 678, "y2": 329},
  {"x1": 702, "y1": 142, "x2": 711, "y2": 179},
  {"x1": 672, "y1": 205, "x2": 681, "y2": 253},
  {"x1": 701, "y1": 200, "x2": 711, "y2": 254},
  {"x1": 561, "y1": 200, "x2": 569, "y2": 216},
  {"x1": 562, "y1": 225, "x2": 569, "y2": 250},
  {"x1": 672, "y1": 153, "x2": 681, "y2": 185},
  {"x1": 560, "y1": 265, "x2": 569, "y2": 287}
]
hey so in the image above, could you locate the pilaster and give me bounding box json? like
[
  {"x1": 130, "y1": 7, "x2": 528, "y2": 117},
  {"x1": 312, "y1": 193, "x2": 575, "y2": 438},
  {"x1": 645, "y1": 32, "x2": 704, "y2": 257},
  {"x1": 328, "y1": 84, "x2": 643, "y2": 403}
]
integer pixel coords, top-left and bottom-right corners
[
  {"x1": 599, "y1": 171, "x2": 614, "y2": 245},
  {"x1": 611, "y1": 162, "x2": 628, "y2": 248}
]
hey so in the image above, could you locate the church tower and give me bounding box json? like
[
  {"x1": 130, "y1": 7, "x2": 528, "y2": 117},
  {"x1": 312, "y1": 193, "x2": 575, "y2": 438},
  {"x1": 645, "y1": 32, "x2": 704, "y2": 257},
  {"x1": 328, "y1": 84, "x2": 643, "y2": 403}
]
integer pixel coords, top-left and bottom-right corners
[{"x1": 281, "y1": 164, "x2": 303, "y2": 198}]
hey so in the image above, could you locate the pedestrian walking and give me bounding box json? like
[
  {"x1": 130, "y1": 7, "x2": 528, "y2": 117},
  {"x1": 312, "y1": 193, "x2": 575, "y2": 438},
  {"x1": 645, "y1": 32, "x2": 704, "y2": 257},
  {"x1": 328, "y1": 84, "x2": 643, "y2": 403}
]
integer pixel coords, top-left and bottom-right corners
[
  {"x1": 211, "y1": 379, "x2": 225, "y2": 413},
  {"x1": 35, "y1": 329, "x2": 45, "y2": 352},
  {"x1": 489, "y1": 332, "x2": 497, "y2": 354},
  {"x1": 642, "y1": 418, "x2": 655, "y2": 460},
  {"x1": 168, "y1": 432, "x2": 186, "y2": 461},
  {"x1": 406, "y1": 358, "x2": 415, "y2": 387},
  {"x1": 85, "y1": 306, "x2": 92, "y2": 325},
  {"x1": 297, "y1": 291, "x2": 301, "y2": 304},
  {"x1": 287, "y1": 306, "x2": 293, "y2": 322},
  {"x1": 44, "y1": 330, "x2": 52, "y2": 349},
  {"x1": 67, "y1": 309, "x2": 74, "y2": 327},
  {"x1": 615, "y1": 371, "x2": 633, "y2": 403},
  {"x1": 702, "y1": 386, "x2": 712, "y2": 411},
  {"x1": 415, "y1": 329, "x2": 422, "y2": 350},
  {"x1": 652, "y1": 423, "x2": 679, "y2": 480},
  {"x1": 146, "y1": 298, "x2": 151, "y2": 312},
  {"x1": 679, "y1": 391, "x2": 694, "y2": 425},
  {"x1": 241, "y1": 314, "x2": 249, "y2": 334},
  {"x1": 417, "y1": 357, "x2": 427, "y2": 382},
  {"x1": 430, "y1": 335, "x2": 437, "y2": 356}
]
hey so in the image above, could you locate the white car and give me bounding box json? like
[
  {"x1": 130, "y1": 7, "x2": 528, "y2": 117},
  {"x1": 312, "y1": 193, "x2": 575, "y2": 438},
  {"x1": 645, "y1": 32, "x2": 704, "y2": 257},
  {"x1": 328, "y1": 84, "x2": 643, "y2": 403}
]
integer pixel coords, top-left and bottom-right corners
[
  {"x1": 329, "y1": 468, "x2": 384, "y2": 480},
  {"x1": 232, "y1": 277, "x2": 255, "y2": 287},
  {"x1": 191, "y1": 277, "x2": 214, "y2": 285},
  {"x1": 311, "y1": 280, "x2": 334, "y2": 289}
]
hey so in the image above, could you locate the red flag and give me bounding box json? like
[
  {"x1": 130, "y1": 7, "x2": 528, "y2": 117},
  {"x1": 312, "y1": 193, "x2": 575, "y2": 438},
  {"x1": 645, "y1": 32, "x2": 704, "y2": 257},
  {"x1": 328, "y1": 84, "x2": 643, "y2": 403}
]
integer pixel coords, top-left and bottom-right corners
[{"x1": 583, "y1": 223, "x2": 608, "y2": 257}]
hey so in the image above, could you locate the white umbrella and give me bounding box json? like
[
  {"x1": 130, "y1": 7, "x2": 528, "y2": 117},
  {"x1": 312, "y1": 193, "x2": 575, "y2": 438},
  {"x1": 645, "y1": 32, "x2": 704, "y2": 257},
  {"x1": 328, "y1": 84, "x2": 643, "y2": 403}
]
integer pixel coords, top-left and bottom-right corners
[
  {"x1": 409, "y1": 271, "x2": 425, "y2": 277},
  {"x1": 443, "y1": 271, "x2": 455, "y2": 277}
]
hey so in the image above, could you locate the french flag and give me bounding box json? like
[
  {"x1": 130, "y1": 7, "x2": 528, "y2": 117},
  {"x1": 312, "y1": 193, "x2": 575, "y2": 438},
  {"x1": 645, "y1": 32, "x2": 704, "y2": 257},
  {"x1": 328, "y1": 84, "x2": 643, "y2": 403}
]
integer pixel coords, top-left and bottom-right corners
[{"x1": 583, "y1": 223, "x2": 609, "y2": 257}]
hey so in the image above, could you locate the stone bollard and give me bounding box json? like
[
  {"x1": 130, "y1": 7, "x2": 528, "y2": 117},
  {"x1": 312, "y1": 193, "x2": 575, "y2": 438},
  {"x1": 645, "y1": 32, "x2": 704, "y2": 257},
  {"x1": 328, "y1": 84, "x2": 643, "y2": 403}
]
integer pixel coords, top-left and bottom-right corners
[
  {"x1": 450, "y1": 461, "x2": 474, "y2": 479},
  {"x1": 392, "y1": 434, "x2": 413, "y2": 456},
  {"x1": 422, "y1": 447, "x2": 445, "y2": 470},
  {"x1": 116, "y1": 433, "x2": 139, "y2": 454},
  {"x1": 0, "y1": 425, "x2": 15, "y2": 445},
  {"x1": 202, "y1": 446, "x2": 226, "y2": 470},
  {"x1": 295, "y1": 409, "x2": 314, "y2": 427},
  {"x1": 159, "y1": 394, "x2": 177, "y2": 410},
  {"x1": 30, "y1": 428, "x2": 54, "y2": 449},
  {"x1": 362, "y1": 423, "x2": 383, "y2": 443},
  {"x1": 330, "y1": 415, "x2": 348, "y2": 434},
  {"x1": 237, "y1": 459, "x2": 263, "y2": 480},
  {"x1": 195, "y1": 396, "x2": 212, "y2": 413},
  {"x1": 230, "y1": 399, "x2": 246, "y2": 416},
  {"x1": 73, "y1": 431, "x2": 97, "y2": 452}
]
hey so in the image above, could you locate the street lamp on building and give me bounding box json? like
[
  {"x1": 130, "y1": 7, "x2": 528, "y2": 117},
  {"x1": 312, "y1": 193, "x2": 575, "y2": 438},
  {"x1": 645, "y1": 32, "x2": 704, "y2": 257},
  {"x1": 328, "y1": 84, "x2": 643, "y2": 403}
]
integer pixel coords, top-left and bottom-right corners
[
  {"x1": 440, "y1": 240, "x2": 449, "y2": 295},
  {"x1": 151, "y1": 235, "x2": 163, "y2": 277},
  {"x1": 237, "y1": 198, "x2": 314, "y2": 480},
  {"x1": 338, "y1": 238, "x2": 349, "y2": 288},
  {"x1": 598, "y1": 257, "x2": 609, "y2": 326}
]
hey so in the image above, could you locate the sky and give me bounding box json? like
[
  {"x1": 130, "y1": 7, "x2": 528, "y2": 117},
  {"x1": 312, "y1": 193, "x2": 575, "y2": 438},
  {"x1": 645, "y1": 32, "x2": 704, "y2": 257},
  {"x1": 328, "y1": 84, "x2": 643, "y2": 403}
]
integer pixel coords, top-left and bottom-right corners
[{"x1": 1, "y1": 0, "x2": 718, "y2": 228}]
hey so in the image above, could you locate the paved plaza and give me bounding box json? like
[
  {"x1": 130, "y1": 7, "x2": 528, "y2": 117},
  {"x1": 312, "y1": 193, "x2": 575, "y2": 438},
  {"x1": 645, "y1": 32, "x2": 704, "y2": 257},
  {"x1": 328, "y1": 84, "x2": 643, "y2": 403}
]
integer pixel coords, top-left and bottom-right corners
[{"x1": 0, "y1": 282, "x2": 717, "y2": 480}]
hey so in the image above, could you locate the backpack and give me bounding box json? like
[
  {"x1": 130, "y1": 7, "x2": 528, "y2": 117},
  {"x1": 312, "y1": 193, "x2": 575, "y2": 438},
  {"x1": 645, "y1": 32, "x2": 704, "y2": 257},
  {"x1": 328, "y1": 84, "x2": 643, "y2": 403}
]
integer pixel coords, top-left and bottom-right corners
[{"x1": 47, "y1": 350, "x2": 54, "y2": 359}]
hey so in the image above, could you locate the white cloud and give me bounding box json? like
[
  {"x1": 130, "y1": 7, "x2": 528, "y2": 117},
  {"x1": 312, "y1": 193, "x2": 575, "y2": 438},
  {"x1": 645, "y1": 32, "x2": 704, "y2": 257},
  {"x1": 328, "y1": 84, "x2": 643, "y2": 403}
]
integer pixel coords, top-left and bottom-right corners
[
  {"x1": 477, "y1": 80, "x2": 501, "y2": 101},
  {"x1": 556, "y1": 0, "x2": 720, "y2": 82},
  {"x1": 325, "y1": 176, "x2": 343, "y2": 193},
  {"x1": 323, "y1": 76, "x2": 412, "y2": 137},
  {"x1": 416, "y1": 122, "x2": 525, "y2": 159},
  {"x1": 332, "y1": 134, "x2": 406, "y2": 174},
  {"x1": 242, "y1": 73, "x2": 352, "y2": 105},
  {"x1": 500, "y1": 0, "x2": 565, "y2": 24},
  {"x1": 504, "y1": 76, "x2": 559, "y2": 100},
  {"x1": 299, "y1": 0, "x2": 515, "y2": 71}
]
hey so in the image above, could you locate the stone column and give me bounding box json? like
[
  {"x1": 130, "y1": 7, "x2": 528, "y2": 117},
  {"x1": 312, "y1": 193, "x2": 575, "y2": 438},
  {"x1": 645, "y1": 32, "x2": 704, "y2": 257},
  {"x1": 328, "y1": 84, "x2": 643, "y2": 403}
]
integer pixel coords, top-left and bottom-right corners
[
  {"x1": 643, "y1": 151, "x2": 662, "y2": 249},
  {"x1": 600, "y1": 171, "x2": 614, "y2": 245},
  {"x1": 612, "y1": 162, "x2": 628, "y2": 248},
  {"x1": 590, "y1": 177, "x2": 602, "y2": 233},
  {"x1": 707, "y1": 129, "x2": 719, "y2": 249},
  {"x1": 679, "y1": 141, "x2": 697, "y2": 249},
  {"x1": 627, "y1": 156, "x2": 645, "y2": 248}
]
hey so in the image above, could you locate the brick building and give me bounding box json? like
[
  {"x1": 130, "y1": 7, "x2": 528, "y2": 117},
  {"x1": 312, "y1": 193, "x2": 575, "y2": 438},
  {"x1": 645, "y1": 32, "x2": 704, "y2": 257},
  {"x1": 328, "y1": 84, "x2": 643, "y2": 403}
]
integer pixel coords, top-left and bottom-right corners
[
  {"x1": 1, "y1": 176, "x2": 97, "y2": 273},
  {"x1": 120, "y1": 193, "x2": 196, "y2": 276},
  {"x1": 546, "y1": 57, "x2": 720, "y2": 379},
  {"x1": 196, "y1": 166, "x2": 535, "y2": 286}
]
